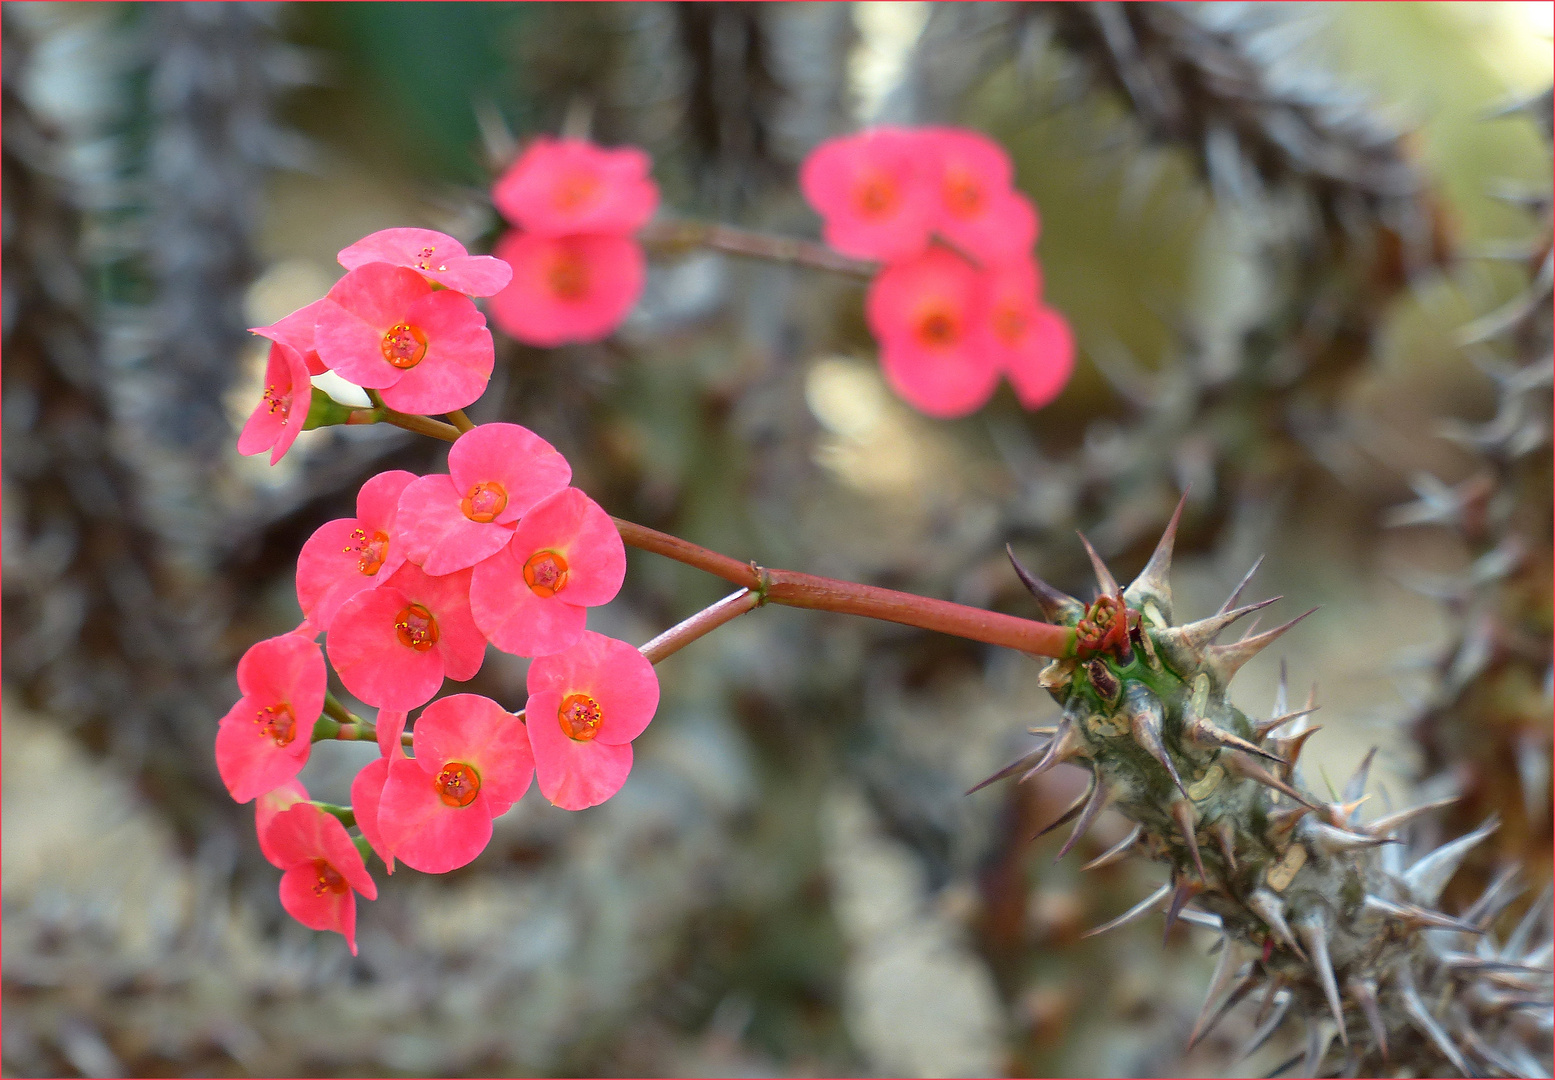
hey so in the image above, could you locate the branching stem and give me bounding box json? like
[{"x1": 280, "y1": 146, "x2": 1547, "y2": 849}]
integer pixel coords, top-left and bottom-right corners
[{"x1": 639, "y1": 219, "x2": 876, "y2": 279}]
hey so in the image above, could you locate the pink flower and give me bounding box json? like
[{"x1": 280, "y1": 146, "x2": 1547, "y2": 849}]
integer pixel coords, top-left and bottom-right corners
[
  {"x1": 377, "y1": 694, "x2": 534, "y2": 873},
  {"x1": 396, "y1": 423, "x2": 572, "y2": 576},
  {"x1": 492, "y1": 137, "x2": 658, "y2": 236},
  {"x1": 313, "y1": 263, "x2": 494, "y2": 415},
  {"x1": 256, "y1": 779, "x2": 310, "y2": 868},
  {"x1": 978, "y1": 260, "x2": 1075, "y2": 410},
  {"x1": 866, "y1": 246, "x2": 1000, "y2": 418},
  {"x1": 264, "y1": 802, "x2": 377, "y2": 954},
  {"x1": 470, "y1": 487, "x2": 626, "y2": 657},
  {"x1": 327, "y1": 561, "x2": 486, "y2": 710},
  {"x1": 488, "y1": 231, "x2": 644, "y2": 347},
  {"x1": 251, "y1": 298, "x2": 328, "y2": 376},
  {"x1": 525, "y1": 632, "x2": 659, "y2": 810},
  {"x1": 349, "y1": 708, "x2": 407, "y2": 872},
  {"x1": 237, "y1": 341, "x2": 314, "y2": 465},
  {"x1": 296, "y1": 470, "x2": 417, "y2": 633},
  {"x1": 921, "y1": 127, "x2": 1037, "y2": 262},
  {"x1": 215, "y1": 633, "x2": 326, "y2": 803},
  {"x1": 800, "y1": 128, "x2": 934, "y2": 261},
  {"x1": 337, "y1": 227, "x2": 513, "y2": 297}
]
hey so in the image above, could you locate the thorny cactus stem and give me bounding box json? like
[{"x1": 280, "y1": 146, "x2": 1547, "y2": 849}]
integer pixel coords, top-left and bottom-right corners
[{"x1": 983, "y1": 495, "x2": 1553, "y2": 1077}]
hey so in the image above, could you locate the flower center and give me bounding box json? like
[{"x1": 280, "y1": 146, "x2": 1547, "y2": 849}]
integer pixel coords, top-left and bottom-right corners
[
  {"x1": 547, "y1": 251, "x2": 590, "y2": 301},
  {"x1": 394, "y1": 604, "x2": 440, "y2": 651},
  {"x1": 311, "y1": 860, "x2": 350, "y2": 896},
  {"x1": 943, "y1": 170, "x2": 984, "y2": 217},
  {"x1": 381, "y1": 323, "x2": 428, "y2": 369},
  {"x1": 553, "y1": 172, "x2": 600, "y2": 212},
  {"x1": 345, "y1": 527, "x2": 391, "y2": 576},
  {"x1": 915, "y1": 306, "x2": 960, "y2": 348},
  {"x1": 435, "y1": 761, "x2": 481, "y2": 807},
  {"x1": 460, "y1": 481, "x2": 508, "y2": 523},
  {"x1": 255, "y1": 703, "x2": 297, "y2": 747},
  {"x1": 992, "y1": 302, "x2": 1027, "y2": 346},
  {"x1": 558, "y1": 693, "x2": 603, "y2": 741},
  {"x1": 522, "y1": 550, "x2": 570, "y2": 598},
  {"x1": 413, "y1": 245, "x2": 437, "y2": 271},
  {"x1": 261, "y1": 383, "x2": 293, "y2": 421},
  {"x1": 854, "y1": 173, "x2": 899, "y2": 218}
]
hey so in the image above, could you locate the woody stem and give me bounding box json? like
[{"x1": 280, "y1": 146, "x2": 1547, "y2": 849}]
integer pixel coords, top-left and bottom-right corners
[{"x1": 638, "y1": 219, "x2": 877, "y2": 279}]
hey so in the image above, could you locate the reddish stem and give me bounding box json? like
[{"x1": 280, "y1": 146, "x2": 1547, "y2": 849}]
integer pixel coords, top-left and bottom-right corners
[{"x1": 640, "y1": 588, "x2": 763, "y2": 664}]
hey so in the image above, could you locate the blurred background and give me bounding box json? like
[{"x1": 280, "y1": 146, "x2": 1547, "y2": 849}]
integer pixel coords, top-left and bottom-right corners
[{"x1": 4, "y1": 2, "x2": 1551, "y2": 1076}]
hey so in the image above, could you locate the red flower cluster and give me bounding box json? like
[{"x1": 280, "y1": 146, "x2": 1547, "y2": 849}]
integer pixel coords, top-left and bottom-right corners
[
  {"x1": 801, "y1": 127, "x2": 1074, "y2": 418},
  {"x1": 239, "y1": 229, "x2": 509, "y2": 463},
  {"x1": 488, "y1": 137, "x2": 659, "y2": 347}
]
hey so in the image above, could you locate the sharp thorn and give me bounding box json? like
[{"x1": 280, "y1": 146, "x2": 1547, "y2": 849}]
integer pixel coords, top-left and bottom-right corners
[
  {"x1": 1363, "y1": 894, "x2": 1485, "y2": 934},
  {"x1": 1122, "y1": 489, "x2": 1187, "y2": 618},
  {"x1": 1201, "y1": 972, "x2": 1261, "y2": 1050},
  {"x1": 1255, "y1": 975, "x2": 1287, "y2": 1026},
  {"x1": 1080, "y1": 882, "x2": 1171, "y2": 939},
  {"x1": 1171, "y1": 800, "x2": 1206, "y2": 882},
  {"x1": 1402, "y1": 815, "x2": 1500, "y2": 907},
  {"x1": 1224, "y1": 753, "x2": 1319, "y2": 809},
  {"x1": 1272, "y1": 657, "x2": 1289, "y2": 718},
  {"x1": 1205, "y1": 608, "x2": 1318, "y2": 687},
  {"x1": 1214, "y1": 820, "x2": 1238, "y2": 873},
  {"x1": 1186, "y1": 715, "x2": 1288, "y2": 764},
  {"x1": 1364, "y1": 796, "x2": 1459, "y2": 836},
  {"x1": 1164, "y1": 876, "x2": 1200, "y2": 941},
  {"x1": 1296, "y1": 911, "x2": 1348, "y2": 1046},
  {"x1": 1248, "y1": 889, "x2": 1306, "y2": 960},
  {"x1": 1075, "y1": 530, "x2": 1120, "y2": 597},
  {"x1": 1347, "y1": 976, "x2": 1387, "y2": 1062},
  {"x1": 1006, "y1": 545, "x2": 1085, "y2": 623},
  {"x1": 1080, "y1": 823, "x2": 1142, "y2": 871},
  {"x1": 1306, "y1": 821, "x2": 1398, "y2": 855},
  {"x1": 1239, "y1": 987, "x2": 1293, "y2": 1061},
  {"x1": 1019, "y1": 719, "x2": 1084, "y2": 783},
  {"x1": 1502, "y1": 881, "x2": 1551, "y2": 959},
  {"x1": 1032, "y1": 772, "x2": 1094, "y2": 840},
  {"x1": 1269, "y1": 727, "x2": 1323, "y2": 780},
  {"x1": 1396, "y1": 963, "x2": 1475, "y2": 1076},
  {"x1": 1251, "y1": 706, "x2": 1320, "y2": 741},
  {"x1": 1161, "y1": 597, "x2": 1282, "y2": 655},
  {"x1": 1462, "y1": 865, "x2": 1522, "y2": 928},
  {"x1": 1127, "y1": 684, "x2": 1188, "y2": 799},
  {"x1": 1265, "y1": 803, "x2": 1316, "y2": 841},
  {"x1": 1342, "y1": 747, "x2": 1377, "y2": 808},
  {"x1": 1055, "y1": 774, "x2": 1112, "y2": 860},
  {"x1": 966, "y1": 739, "x2": 1053, "y2": 795},
  {"x1": 1188, "y1": 939, "x2": 1253, "y2": 1050},
  {"x1": 1215, "y1": 554, "x2": 1266, "y2": 624}
]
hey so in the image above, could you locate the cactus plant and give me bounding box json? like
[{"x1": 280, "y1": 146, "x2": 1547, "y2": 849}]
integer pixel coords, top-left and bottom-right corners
[{"x1": 981, "y1": 498, "x2": 1553, "y2": 1076}]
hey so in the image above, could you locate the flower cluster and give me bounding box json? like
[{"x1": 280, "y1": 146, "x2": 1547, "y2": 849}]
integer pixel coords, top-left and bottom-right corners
[
  {"x1": 488, "y1": 137, "x2": 660, "y2": 347},
  {"x1": 801, "y1": 126, "x2": 1074, "y2": 418},
  {"x1": 224, "y1": 228, "x2": 662, "y2": 950},
  {"x1": 239, "y1": 228, "x2": 510, "y2": 463}
]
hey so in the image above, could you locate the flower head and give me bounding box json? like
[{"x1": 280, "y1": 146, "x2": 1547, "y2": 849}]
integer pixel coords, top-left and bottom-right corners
[
  {"x1": 328, "y1": 561, "x2": 486, "y2": 710},
  {"x1": 525, "y1": 632, "x2": 660, "y2": 810},
  {"x1": 921, "y1": 127, "x2": 1038, "y2": 262},
  {"x1": 377, "y1": 694, "x2": 534, "y2": 873},
  {"x1": 866, "y1": 246, "x2": 1000, "y2": 418},
  {"x1": 470, "y1": 487, "x2": 626, "y2": 657},
  {"x1": 977, "y1": 259, "x2": 1074, "y2": 410},
  {"x1": 296, "y1": 470, "x2": 416, "y2": 633},
  {"x1": 264, "y1": 802, "x2": 377, "y2": 954},
  {"x1": 313, "y1": 263, "x2": 494, "y2": 414},
  {"x1": 337, "y1": 227, "x2": 513, "y2": 297},
  {"x1": 251, "y1": 298, "x2": 328, "y2": 376},
  {"x1": 800, "y1": 128, "x2": 935, "y2": 261},
  {"x1": 237, "y1": 341, "x2": 314, "y2": 465},
  {"x1": 396, "y1": 423, "x2": 572, "y2": 576},
  {"x1": 215, "y1": 633, "x2": 326, "y2": 803},
  {"x1": 488, "y1": 231, "x2": 644, "y2": 347},
  {"x1": 492, "y1": 137, "x2": 658, "y2": 236},
  {"x1": 255, "y1": 779, "x2": 310, "y2": 868},
  {"x1": 349, "y1": 708, "x2": 407, "y2": 873}
]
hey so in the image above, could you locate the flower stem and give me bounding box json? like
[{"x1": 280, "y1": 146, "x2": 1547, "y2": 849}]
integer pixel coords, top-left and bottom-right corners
[
  {"x1": 323, "y1": 693, "x2": 361, "y2": 726},
  {"x1": 446, "y1": 409, "x2": 475, "y2": 433},
  {"x1": 639, "y1": 219, "x2": 876, "y2": 279},
  {"x1": 312, "y1": 802, "x2": 356, "y2": 828},
  {"x1": 640, "y1": 588, "x2": 764, "y2": 664}
]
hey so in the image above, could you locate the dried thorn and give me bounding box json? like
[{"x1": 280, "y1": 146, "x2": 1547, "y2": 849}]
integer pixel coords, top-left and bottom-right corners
[
  {"x1": 1205, "y1": 608, "x2": 1318, "y2": 688},
  {"x1": 1033, "y1": 773, "x2": 1094, "y2": 840},
  {"x1": 1127, "y1": 684, "x2": 1188, "y2": 799},
  {"x1": 965, "y1": 739, "x2": 1052, "y2": 795},
  {"x1": 1080, "y1": 823, "x2": 1142, "y2": 871},
  {"x1": 1462, "y1": 865, "x2": 1523, "y2": 928},
  {"x1": 1251, "y1": 706, "x2": 1320, "y2": 741},
  {"x1": 1019, "y1": 720, "x2": 1084, "y2": 783},
  {"x1": 1363, "y1": 894, "x2": 1484, "y2": 934},
  {"x1": 1396, "y1": 963, "x2": 1475, "y2": 1076},
  {"x1": 1248, "y1": 890, "x2": 1306, "y2": 960},
  {"x1": 1159, "y1": 597, "x2": 1282, "y2": 656},
  {"x1": 1187, "y1": 938, "x2": 1253, "y2": 1050},
  {"x1": 1347, "y1": 976, "x2": 1387, "y2": 1062},
  {"x1": 1306, "y1": 821, "x2": 1398, "y2": 855},
  {"x1": 1341, "y1": 747, "x2": 1377, "y2": 809},
  {"x1": 1240, "y1": 988, "x2": 1293, "y2": 1061},
  {"x1": 1215, "y1": 554, "x2": 1266, "y2": 625},
  {"x1": 1122, "y1": 489, "x2": 1188, "y2": 619},
  {"x1": 1364, "y1": 796, "x2": 1459, "y2": 836},
  {"x1": 1269, "y1": 727, "x2": 1323, "y2": 780},
  {"x1": 1075, "y1": 530, "x2": 1120, "y2": 598},
  {"x1": 1055, "y1": 774, "x2": 1112, "y2": 861},
  {"x1": 1224, "y1": 753, "x2": 1318, "y2": 809},
  {"x1": 1403, "y1": 815, "x2": 1500, "y2": 907},
  {"x1": 1006, "y1": 545, "x2": 1085, "y2": 623},
  {"x1": 1213, "y1": 820, "x2": 1238, "y2": 873},
  {"x1": 1080, "y1": 882, "x2": 1171, "y2": 939},
  {"x1": 1170, "y1": 800, "x2": 1206, "y2": 882},
  {"x1": 1296, "y1": 911, "x2": 1347, "y2": 1046},
  {"x1": 1186, "y1": 715, "x2": 1288, "y2": 765}
]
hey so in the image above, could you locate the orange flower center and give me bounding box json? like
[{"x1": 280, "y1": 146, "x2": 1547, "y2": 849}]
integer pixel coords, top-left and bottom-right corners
[
  {"x1": 461, "y1": 481, "x2": 508, "y2": 523},
  {"x1": 558, "y1": 693, "x2": 603, "y2": 741},
  {"x1": 523, "y1": 550, "x2": 570, "y2": 598},
  {"x1": 311, "y1": 860, "x2": 350, "y2": 896},
  {"x1": 436, "y1": 761, "x2": 481, "y2": 807},
  {"x1": 553, "y1": 172, "x2": 601, "y2": 212},
  {"x1": 943, "y1": 170, "x2": 984, "y2": 217},
  {"x1": 915, "y1": 305, "x2": 961, "y2": 349},
  {"x1": 854, "y1": 172, "x2": 899, "y2": 218},
  {"x1": 345, "y1": 527, "x2": 391, "y2": 576},
  {"x1": 394, "y1": 604, "x2": 439, "y2": 651},
  {"x1": 255, "y1": 703, "x2": 297, "y2": 747},
  {"x1": 381, "y1": 323, "x2": 427, "y2": 369},
  {"x1": 546, "y1": 251, "x2": 590, "y2": 301}
]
